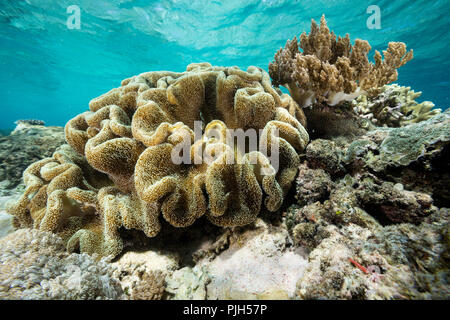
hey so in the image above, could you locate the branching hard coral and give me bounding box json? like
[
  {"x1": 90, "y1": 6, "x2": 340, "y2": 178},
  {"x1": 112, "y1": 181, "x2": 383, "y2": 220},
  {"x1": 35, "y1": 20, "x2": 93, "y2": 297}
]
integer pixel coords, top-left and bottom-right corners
[
  {"x1": 269, "y1": 15, "x2": 413, "y2": 108},
  {"x1": 9, "y1": 63, "x2": 309, "y2": 258},
  {"x1": 352, "y1": 84, "x2": 442, "y2": 127}
]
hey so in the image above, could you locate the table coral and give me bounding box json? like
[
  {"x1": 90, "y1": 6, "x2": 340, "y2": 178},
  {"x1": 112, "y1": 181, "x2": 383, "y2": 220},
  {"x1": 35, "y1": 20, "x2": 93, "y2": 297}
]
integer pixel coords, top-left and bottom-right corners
[
  {"x1": 269, "y1": 15, "x2": 413, "y2": 108},
  {"x1": 8, "y1": 63, "x2": 309, "y2": 258}
]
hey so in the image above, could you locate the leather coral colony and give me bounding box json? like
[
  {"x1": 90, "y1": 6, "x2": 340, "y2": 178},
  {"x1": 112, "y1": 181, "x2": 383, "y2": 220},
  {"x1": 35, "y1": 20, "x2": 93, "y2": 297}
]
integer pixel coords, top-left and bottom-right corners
[
  {"x1": 8, "y1": 63, "x2": 309, "y2": 258},
  {"x1": 269, "y1": 15, "x2": 413, "y2": 108}
]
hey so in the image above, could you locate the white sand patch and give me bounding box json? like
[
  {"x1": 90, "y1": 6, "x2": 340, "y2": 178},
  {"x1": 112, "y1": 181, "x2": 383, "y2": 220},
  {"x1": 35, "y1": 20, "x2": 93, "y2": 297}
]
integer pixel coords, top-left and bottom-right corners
[{"x1": 204, "y1": 220, "x2": 309, "y2": 299}]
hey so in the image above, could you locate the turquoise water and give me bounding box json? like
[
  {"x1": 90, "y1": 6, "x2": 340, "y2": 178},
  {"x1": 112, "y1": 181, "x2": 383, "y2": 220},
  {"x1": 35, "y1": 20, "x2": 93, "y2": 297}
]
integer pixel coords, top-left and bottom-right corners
[{"x1": 0, "y1": 0, "x2": 449, "y2": 129}]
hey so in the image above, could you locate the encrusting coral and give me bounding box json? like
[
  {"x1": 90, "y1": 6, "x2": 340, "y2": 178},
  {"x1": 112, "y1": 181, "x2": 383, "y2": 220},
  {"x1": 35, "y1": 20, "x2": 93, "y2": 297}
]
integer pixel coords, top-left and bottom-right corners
[
  {"x1": 352, "y1": 84, "x2": 442, "y2": 127},
  {"x1": 8, "y1": 62, "x2": 309, "y2": 258},
  {"x1": 269, "y1": 15, "x2": 413, "y2": 108}
]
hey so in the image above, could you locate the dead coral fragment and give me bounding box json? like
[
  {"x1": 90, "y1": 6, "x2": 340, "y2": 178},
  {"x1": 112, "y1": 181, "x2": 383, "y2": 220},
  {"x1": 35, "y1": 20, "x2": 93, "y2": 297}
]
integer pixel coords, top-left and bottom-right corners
[
  {"x1": 9, "y1": 63, "x2": 309, "y2": 258},
  {"x1": 269, "y1": 15, "x2": 413, "y2": 108}
]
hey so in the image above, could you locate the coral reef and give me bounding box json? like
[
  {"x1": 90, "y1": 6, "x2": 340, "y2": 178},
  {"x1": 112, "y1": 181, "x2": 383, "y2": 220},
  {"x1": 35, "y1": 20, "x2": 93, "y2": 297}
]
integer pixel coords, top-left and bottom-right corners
[
  {"x1": 344, "y1": 112, "x2": 449, "y2": 170},
  {"x1": 8, "y1": 62, "x2": 309, "y2": 258},
  {"x1": 288, "y1": 110, "x2": 450, "y2": 209},
  {"x1": 0, "y1": 10, "x2": 447, "y2": 302},
  {"x1": 291, "y1": 111, "x2": 450, "y2": 228},
  {"x1": 269, "y1": 15, "x2": 413, "y2": 108},
  {"x1": 286, "y1": 110, "x2": 450, "y2": 299},
  {"x1": 343, "y1": 110, "x2": 450, "y2": 206},
  {"x1": 352, "y1": 84, "x2": 442, "y2": 127},
  {"x1": 0, "y1": 122, "x2": 65, "y2": 189},
  {"x1": 295, "y1": 208, "x2": 449, "y2": 299},
  {"x1": 293, "y1": 172, "x2": 436, "y2": 229},
  {"x1": 0, "y1": 228, "x2": 123, "y2": 300}
]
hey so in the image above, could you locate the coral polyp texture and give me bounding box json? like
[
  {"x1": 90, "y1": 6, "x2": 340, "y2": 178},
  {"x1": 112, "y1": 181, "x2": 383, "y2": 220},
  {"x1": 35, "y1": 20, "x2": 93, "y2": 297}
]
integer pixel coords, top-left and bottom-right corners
[
  {"x1": 8, "y1": 62, "x2": 309, "y2": 258},
  {"x1": 269, "y1": 15, "x2": 413, "y2": 108}
]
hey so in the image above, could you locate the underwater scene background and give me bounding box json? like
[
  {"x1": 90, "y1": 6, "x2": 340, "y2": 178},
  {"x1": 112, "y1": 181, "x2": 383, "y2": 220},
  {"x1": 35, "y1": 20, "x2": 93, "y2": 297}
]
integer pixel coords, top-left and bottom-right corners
[
  {"x1": 0, "y1": 0, "x2": 449, "y2": 129},
  {"x1": 0, "y1": 0, "x2": 449, "y2": 301}
]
